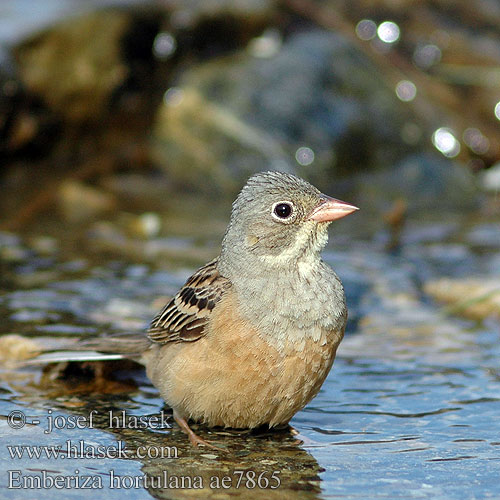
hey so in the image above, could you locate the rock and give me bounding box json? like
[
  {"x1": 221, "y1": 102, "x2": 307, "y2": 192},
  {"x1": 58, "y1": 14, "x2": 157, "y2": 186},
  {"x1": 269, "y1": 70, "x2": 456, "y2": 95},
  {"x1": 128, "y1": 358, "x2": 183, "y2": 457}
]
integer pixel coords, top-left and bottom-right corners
[
  {"x1": 1, "y1": 0, "x2": 276, "y2": 176},
  {"x1": 58, "y1": 181, "x2": 117, "y2": 223},
  {"x1": 13, "y1": 11, "x2": 130, "y2": 122},
  {"x1": 152, "y1": 29, "x2": 413, "y2": 190},
  {"x1": 424, "y1": 278, "x2": 500, "y2": 320},
  {"x1": 6, "y1": 0, "x2": 275, "y2": 126},
  {"x1": 0, "y1": 68, "x2": 59, "y2": 159},
  {"x1": 0, "y1": 334, "x2": 41, "y2": 363},
  {"x1": 87, "y1": 221, "x2": 215, "y2": 263},
  {"x1": 355, "y1": 153, "x2": 479, "y2": 213}
]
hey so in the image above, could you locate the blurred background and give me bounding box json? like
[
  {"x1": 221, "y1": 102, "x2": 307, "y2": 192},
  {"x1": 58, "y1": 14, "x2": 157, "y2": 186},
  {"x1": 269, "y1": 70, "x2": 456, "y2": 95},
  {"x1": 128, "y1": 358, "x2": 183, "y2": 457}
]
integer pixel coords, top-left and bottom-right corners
[
  {"x1": 1, "y1": 0, "x2": 499, "y2": 239},
  {"x1": 0, "y1": 1, "x2": 499, "y2": 499}
]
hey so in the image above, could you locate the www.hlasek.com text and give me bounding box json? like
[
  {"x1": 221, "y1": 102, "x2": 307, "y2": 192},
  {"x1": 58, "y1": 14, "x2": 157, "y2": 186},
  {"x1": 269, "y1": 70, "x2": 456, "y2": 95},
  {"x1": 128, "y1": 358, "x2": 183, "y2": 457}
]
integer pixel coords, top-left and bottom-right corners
[{"x1": 7, "y1": 440, "x2": 177, "y2": 460}]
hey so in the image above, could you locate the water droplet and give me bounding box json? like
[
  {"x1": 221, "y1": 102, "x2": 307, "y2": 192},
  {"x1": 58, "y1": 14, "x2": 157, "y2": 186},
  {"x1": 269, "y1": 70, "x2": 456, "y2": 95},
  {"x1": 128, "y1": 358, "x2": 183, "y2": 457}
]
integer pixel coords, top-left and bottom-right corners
[
  {"x1": 395, "y1": 80, "x2": 417, "y2": 102},
  {"x1": 163, "y1": 87, "x2": 184, "y2": 107},
  {"x1": 377, "y1": 21, "x2": 400, "y2": 44},
  {"x1": 356, "y1": 20, "x2": 377, "y2": 41},
  {"x1": 494, "y1": 102, "x2": 500, "y2": 121},
  {"x1": 295, "y1": 147, "x2": 315, "y2": 166},
  {"x1": 153, "y1": 32, "x2": 177, "y2": 60},
  {"x1": 463, "y1": 128, "x2": 489, "y2": 155},
  {"x1": 432, "y1": 128, "x2": 460, "y2": 158},
  {"x1": 413, "y1": 44, "x2": 441, "y2": 69},
  {"x1": 138, "y1": 213, "x2": 161, "y2": 238}
]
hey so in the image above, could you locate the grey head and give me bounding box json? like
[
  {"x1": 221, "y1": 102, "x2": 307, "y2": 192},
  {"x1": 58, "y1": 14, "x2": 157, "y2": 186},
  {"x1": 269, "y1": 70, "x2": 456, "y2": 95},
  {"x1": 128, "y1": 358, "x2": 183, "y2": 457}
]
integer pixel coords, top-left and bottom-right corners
[{"x1": 218, "y1": 171, "x2": 357, "y2": 279}]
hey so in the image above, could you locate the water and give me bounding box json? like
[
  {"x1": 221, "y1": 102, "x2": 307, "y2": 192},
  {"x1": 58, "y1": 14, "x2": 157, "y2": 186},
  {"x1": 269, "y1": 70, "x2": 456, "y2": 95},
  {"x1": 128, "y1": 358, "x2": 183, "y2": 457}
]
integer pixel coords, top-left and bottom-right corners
[
  {"x1": 0, "y1": 211, "x2": 499, "y2": 499},
  {"x1": 308, "y1": 355, "x2": 500, "y2": 498}
]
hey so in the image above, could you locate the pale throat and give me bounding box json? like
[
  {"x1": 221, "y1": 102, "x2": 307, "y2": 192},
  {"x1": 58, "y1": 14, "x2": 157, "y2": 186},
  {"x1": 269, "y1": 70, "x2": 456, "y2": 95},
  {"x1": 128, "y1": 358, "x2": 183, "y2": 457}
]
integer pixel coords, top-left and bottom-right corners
[
  {"x1": 225, "y1": 222, "x2": 341, "y2": 345},
  {"x1": 258, "y1": 221, "x2": 329, "y2": 271}
]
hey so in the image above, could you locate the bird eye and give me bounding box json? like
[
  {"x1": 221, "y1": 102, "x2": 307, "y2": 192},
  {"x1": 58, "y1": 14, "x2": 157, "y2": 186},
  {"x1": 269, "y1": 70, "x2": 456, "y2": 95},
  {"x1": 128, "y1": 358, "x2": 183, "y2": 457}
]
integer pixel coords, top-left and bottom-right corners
[{"x1": 272, "y1": 202, "x2": 293, "y2": 220}]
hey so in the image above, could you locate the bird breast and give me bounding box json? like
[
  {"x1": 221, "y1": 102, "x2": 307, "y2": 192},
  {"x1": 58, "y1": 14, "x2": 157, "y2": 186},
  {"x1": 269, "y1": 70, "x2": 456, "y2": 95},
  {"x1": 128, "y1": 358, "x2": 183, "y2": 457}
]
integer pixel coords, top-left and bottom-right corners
[
  {"x1": 232, "y1": 259, "x2": 347, "y2": 347},
  {"x1": 146, "y1": 287, "x2": 344, "y2": 429}
]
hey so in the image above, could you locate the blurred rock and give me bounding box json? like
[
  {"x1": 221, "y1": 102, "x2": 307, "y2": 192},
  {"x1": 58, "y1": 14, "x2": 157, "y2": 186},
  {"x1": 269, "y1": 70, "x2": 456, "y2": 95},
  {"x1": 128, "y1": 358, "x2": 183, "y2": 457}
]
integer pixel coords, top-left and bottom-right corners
[
  {"x1": 425, "y1": 277, "x2": 500, "y2": 320},
  {"x1": 1, "y1": 0, "x2": 493, "y2": 217},
  {"x1": 5, "y1": 0, "x2": 275, "y2": 128},
  {"x1": 58, "y1": 181, "x2": 117, "y2": 223},
  {"x1": 101, "y1": 173, "x2": 167, "y2": 200},
  {"x1": 0, "y1": 68, "x2": 60, "y2": 159},
  {"x1": 152, "y1": 29, "x2": 413, "y2": 190},
  {"x1": 87, "y1": 221, "x2": 215, "y2": 263},
  {"x1": 355, "y1": 153, "x2": 478, "y2": 212},
  {"x1": 28, "y1": 235, "x2": 58, "y2": 255},
  {"x1": 0, "y1": 334, "x2": 41, "y2": 363},
  {"x1": 13, "y1": 11, "x2": 130, "y2": 122},
  {"x1": 1, "y1": 0, "x2": 276, "y2": 188}
]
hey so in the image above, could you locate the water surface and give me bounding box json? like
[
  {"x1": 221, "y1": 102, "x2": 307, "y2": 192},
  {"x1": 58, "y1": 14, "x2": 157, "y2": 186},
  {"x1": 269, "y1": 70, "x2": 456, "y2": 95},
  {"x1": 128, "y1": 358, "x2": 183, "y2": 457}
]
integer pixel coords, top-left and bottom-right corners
[{"x1": 1, "y1": 211, "x2": 499, "y2": 499}]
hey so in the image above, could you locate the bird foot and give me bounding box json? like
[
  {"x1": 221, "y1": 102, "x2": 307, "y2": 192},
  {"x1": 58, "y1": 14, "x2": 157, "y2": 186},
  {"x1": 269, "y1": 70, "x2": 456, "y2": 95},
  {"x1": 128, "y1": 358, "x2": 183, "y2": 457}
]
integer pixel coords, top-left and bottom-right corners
[
  {"x1": 174, "y1": 411, "x2": 225, "y2": 451},
  {"x1": 187, "y1": 432, "x2": 224, "y2": 451}
]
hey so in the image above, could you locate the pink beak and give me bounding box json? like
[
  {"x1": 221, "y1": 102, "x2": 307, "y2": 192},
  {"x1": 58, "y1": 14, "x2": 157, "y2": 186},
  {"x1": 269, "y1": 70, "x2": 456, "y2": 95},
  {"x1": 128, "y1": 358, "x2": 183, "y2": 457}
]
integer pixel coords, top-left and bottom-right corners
[{"x1": 308, "y1": 195, "x2": 359, "y2": 222}]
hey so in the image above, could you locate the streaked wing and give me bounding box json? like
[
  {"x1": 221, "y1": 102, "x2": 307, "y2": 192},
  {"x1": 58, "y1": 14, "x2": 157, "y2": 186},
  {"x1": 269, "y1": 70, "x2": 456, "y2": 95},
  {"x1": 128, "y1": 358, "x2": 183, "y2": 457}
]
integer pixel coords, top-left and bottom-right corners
[{"x1": 147, "y1": 258, "x2": 231, "y2": 344}]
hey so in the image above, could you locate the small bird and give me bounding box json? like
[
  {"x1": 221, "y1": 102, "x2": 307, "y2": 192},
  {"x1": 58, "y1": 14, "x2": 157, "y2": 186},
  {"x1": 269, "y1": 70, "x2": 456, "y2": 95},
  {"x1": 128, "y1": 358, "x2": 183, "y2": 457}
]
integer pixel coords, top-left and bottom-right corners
[
  {"x1": 143, "y1": 171, "x2": 358, "y2": 446},
  {"x1": 31, "y1": 171, "x2": 358, "y2": 448}
]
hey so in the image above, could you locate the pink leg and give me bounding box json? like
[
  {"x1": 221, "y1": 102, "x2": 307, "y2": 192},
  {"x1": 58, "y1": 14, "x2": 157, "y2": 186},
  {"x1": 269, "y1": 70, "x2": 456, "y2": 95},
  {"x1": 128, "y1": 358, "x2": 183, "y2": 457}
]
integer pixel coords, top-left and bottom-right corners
[{"x1": 173, "y1": 410, "x2": 225, "y2": 451}]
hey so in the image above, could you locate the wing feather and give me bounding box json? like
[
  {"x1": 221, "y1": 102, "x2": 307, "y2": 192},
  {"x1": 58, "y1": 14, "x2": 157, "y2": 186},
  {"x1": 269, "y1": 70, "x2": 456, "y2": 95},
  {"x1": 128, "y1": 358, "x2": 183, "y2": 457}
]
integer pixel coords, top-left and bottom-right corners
[{"x1": 147, "y1": 258, "x2": 231, "y2": 344}]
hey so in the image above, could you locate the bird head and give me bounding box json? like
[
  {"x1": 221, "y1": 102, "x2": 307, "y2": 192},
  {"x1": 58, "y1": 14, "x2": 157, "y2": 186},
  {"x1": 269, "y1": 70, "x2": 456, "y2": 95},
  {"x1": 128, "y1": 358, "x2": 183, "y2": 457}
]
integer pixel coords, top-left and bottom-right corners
[{"x1": 220, "y1": 171, "x2": 358, "y2": 272}]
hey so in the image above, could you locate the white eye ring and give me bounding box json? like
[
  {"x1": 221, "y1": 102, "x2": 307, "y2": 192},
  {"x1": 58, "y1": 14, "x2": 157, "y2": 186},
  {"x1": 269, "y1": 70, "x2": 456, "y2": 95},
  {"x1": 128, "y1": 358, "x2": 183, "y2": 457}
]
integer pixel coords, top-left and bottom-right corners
[{"x1": 271, "y1": 201, "x2": 295, "y2": 222}]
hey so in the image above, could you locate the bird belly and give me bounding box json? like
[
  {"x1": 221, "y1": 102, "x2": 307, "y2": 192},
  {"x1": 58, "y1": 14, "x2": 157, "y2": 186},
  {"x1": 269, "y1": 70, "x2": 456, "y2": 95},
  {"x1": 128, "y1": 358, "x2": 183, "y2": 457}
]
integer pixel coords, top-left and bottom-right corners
[{"x1": 145, "y1": 292, "x2": 343, "y2": 429}]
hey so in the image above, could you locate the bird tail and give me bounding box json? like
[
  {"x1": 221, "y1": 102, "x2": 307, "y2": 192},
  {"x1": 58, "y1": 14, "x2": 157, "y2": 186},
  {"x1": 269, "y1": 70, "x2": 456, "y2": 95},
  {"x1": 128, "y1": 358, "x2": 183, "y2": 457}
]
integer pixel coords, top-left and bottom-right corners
[{"x1": 21, "y1": 333, "x2": 150, "y2": 366}]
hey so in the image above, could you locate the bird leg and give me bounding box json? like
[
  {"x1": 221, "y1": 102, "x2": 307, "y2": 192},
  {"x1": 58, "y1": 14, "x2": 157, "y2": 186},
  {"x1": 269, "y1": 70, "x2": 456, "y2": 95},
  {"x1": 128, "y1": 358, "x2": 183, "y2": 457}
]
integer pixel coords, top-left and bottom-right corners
[{"x1": 173, "y1": 410, "x2": 224, "y2": 451}]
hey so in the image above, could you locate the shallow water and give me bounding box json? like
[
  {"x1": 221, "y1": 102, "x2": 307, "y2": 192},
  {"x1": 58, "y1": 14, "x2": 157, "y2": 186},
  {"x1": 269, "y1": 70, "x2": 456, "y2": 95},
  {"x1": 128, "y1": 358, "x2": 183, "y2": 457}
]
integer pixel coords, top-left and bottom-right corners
[{"x1": 0, "y1": 210, "x2": 499, "y2": 499}]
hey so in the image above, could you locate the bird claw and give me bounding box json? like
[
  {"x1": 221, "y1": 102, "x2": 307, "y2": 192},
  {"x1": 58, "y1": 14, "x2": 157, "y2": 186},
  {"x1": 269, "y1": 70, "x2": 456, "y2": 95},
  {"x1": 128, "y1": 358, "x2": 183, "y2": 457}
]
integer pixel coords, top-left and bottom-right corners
[
  {"x1": 174, "y1": 410, "x2": 226, "y2": 451},
  {"x1": 188, "y1": 433, "x2": 225, "y2": 451}
]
